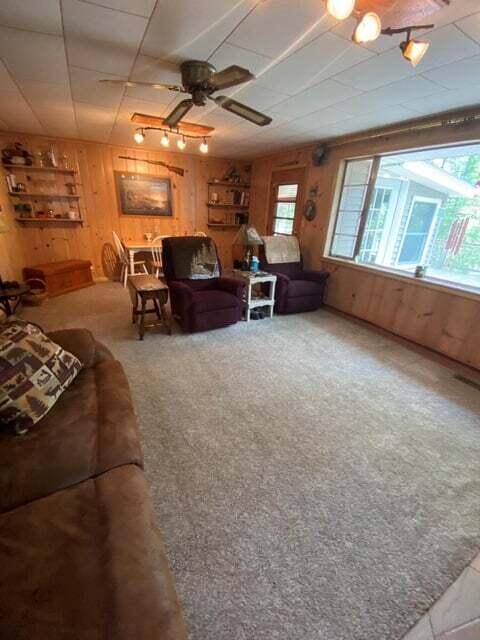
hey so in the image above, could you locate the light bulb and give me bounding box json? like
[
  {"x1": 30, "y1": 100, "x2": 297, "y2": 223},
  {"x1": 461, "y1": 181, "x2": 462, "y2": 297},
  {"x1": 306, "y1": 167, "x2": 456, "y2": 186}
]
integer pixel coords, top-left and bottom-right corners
[
  {"x1": 326, "y1": 0, "x2": 355, "y2": 20},
  {"x1": 133, "y1": 130, "x2": 144, "y2": 144},
  {"x1": 177, "y1": 136, "x2": 186, "y2": 150},
  {"x1": 160, "y1": 132, "x2": 169, "y2": 147},
  {"x1": 352, "y1": 12, "x2": 382, "y2": 43},
  {"x1": 199, "y1": 139, "x2": 208, "y2": 154},
  {"x1": 400, "y1": 39, "x2": 430, "y2": 67}
]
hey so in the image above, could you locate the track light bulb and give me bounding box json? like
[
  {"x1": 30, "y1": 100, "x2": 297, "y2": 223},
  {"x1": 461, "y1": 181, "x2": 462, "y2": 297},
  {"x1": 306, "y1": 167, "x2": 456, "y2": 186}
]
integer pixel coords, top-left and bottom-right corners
[
  {"x1": 326, "y1": 0, "x2": 355, "y2": 20},
  {"x1": 177, "y1": 136, "x2": 186, "y2": 150},
  {"x1": 352, "y1": 12, "x2": 382, "y2": 43},
  {"x1": 133, "y1": 130, "x2": 144, "y2": 144},
  {"x1": 400, "y1": 39, "x2": 430, "y2": 66},
  {"x1": 199, "y1": 138, "x2": 208, "y2": 154},
  {"x1": 160, "y1": 132, "x2": 169, "y2": 147}
]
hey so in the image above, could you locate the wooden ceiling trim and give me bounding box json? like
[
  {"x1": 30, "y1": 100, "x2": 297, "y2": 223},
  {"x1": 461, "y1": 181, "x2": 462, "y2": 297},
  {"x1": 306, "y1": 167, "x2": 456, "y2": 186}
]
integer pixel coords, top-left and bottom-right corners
[{"x1": 131, "y1": 113, "x2": 214, "y2": 136}]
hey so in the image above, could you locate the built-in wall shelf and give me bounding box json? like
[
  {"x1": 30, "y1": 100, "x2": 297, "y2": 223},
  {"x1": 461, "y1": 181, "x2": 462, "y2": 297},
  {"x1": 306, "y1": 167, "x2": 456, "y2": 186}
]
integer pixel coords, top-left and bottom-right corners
[
  {"x1": 15, "y1": 217, "x2": 84, "y2": 225},
  {"x1": 9, "y1": 192, "x2": 80, "y2": 199},
  {"x1": 207, "y1": 173, "x2": 249, "y2": 228},
  {"x1": 3, "y1": 164, "x2": 75, "y2": 174},
  {"x1": 207, "y1": 181, "x2": 250, "y2": 188},
  {"x1": 206, "y1": 203, "x2": 249, "y2": 209}
]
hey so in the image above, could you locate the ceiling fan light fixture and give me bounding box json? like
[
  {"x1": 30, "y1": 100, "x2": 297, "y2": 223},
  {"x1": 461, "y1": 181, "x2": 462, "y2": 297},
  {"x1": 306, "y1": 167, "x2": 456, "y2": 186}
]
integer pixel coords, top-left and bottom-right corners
[
  {"x1": 326, "y1": 0, "x2": 355, "y2": 20},
  {"x1": 160, "y1": 132, "x2": 169, "y2": 147},
  {"x1": 353, "y1": 12, "x2": 382, "y2": 43},
  {"x1": 199, "y1": 138, "x2": 209, "y2": 154},
  {"x1": 133, "y1": 129, "x2": 145, "y2": 144},
  {"x1": 400, "y1": 39, "x2": 430, "y2": 66},
  {"x1": 177, "y1": 135, "x2": 187, "y2": 150}
]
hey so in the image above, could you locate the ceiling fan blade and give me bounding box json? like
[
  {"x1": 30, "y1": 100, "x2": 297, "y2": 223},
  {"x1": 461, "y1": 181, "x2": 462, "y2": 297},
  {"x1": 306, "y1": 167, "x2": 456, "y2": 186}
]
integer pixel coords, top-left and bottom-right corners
[
  {"x1": 163, "y1": 99, "x2": 194, "y2": 128},
  {"x1": 215, "y1": 96, "x2": 272, "y2": 127},
  {"x1": 99, "y1": 79, "x2": 184, "y2": 92},
  {"x1": 210, "y1": 65, "x2": 255, "y2": 90}
]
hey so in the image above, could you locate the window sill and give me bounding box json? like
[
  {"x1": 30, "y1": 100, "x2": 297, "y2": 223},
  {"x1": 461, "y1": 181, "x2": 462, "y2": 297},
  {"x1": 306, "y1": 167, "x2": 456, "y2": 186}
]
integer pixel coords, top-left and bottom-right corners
[{"x1": 321, "y1": 256, "x2": 480, "y2": 302}]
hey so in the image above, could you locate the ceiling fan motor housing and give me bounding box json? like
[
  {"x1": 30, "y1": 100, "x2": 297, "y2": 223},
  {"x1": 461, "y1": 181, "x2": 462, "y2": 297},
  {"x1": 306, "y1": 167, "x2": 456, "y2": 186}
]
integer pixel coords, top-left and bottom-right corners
[{"x1": 180, "y1": 60, "x2": 216, "y2": 104}]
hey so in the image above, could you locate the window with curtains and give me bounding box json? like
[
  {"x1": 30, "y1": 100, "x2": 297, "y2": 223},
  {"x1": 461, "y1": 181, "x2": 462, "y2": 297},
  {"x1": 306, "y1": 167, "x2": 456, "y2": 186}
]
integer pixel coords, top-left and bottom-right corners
[
  {"x1": 329, "y1": 143, "x2": 480, "y2": 292},
  {"x1": 272, "y1": 183, "x2": 299, "y2": 235}
]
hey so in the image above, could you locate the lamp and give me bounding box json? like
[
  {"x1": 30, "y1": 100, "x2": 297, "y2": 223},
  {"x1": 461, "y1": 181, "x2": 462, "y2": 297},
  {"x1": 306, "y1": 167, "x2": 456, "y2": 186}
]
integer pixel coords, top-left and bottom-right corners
[
  {"x1": 400, "y1": 38, "x2": 430, "y2": 67},
  {"x1": 353, "y1": 12, "x2": 382, "y2": 43},
  {"x1": 133, "y1": 129, "x2": 145, "y2": 144},
  {"x1": 233, "y1": 224, "x2": 264, "y2": 270},
  {"x1": 160, "y1": 132, "x2": 169, "y2": 147},
  {"x1": 326, "y1": 0, "x2": 355, "y2": 20},
  {"x1": 177, "y1": 135, "x2": 187, "y2": 150},
  {"x1": 199, "y1": 138, "x2": 209, "y2": 154}
]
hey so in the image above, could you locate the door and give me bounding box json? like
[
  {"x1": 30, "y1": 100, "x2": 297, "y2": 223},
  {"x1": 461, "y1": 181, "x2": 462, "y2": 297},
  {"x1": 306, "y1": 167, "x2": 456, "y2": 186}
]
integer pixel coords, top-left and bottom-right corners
[
  {"x1": 397, "y1": 196, "x2": 441, "y2": 266},
  {"x1": 269, "y1": 167, "x2": 305, "y2": 236}
]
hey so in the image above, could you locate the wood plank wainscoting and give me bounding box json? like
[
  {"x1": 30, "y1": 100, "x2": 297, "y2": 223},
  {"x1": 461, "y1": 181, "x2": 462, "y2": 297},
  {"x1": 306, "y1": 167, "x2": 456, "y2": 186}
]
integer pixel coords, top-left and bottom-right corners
[
  {"x1": 249, "y1": 111, "x2": 480, "y2": 370},
  {"x1": 0, "y1": 132, "x2": 250, "y2": 281}
]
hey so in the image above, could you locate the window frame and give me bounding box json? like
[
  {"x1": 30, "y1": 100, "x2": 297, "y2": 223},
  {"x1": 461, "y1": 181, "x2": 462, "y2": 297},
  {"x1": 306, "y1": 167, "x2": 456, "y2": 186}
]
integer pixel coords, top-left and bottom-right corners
[
  {"x1": 396, "y1": 195, "x2": 442, "y2": 267},
  {"x1": 326, "y1": 142, "x2": 480, "y2": 296},
  {"x1": 271, "y1": 182, "x2": 299, "y2": 236}
]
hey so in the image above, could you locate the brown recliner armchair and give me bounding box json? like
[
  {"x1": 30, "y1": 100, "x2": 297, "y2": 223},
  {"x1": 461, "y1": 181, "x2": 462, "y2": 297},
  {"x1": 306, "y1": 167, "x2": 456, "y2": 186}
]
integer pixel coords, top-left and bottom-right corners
[
  {"x1": 259, "y1": 235, "x2": 329, "y2": 314},
  {"x1": 162, "y1": 236, "x2": 245, "y2": 332}
]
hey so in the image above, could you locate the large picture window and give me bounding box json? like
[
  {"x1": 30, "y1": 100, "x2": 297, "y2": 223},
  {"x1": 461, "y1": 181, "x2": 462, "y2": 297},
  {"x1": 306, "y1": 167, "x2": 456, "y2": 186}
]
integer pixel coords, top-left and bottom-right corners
[{"x1": 329, "y1": 144, "x2": 480, "y2": 291}]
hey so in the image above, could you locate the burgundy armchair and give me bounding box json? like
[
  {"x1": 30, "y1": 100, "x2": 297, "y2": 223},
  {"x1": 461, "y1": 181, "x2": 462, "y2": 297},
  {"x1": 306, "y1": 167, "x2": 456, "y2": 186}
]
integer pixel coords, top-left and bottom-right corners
[
  {"x1": 259, "y1": 236, "x2": 329, "y2": 314},
  {"x1": 162, "y1": 236, "x2": 245, "y2": 332}
]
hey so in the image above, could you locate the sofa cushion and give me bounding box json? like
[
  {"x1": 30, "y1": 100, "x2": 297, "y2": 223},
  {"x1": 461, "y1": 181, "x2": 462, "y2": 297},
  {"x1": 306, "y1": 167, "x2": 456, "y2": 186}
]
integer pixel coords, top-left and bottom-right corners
[
  {"x1": 0, "y1": 321, "x2": 82, "y2": 434},
  {"x1": 0, "y1": 356, "x2": 143, "y2": 513},
  {"x1": 0, "y1": 464, "x2": 187, "y2": 640},
  {"x1": 288, "y1": 279, "x2": 324, "y2": 298},
  {"x1": 191, "y1": 290, "x2": 239, "y2": 313}
]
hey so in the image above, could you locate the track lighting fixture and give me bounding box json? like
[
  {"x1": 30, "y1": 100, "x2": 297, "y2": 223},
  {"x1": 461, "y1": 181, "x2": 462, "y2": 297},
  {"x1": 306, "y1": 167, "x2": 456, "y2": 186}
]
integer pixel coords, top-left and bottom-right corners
[
  {"x1": 177, "y1": 135, "x2": 187, "y2": 150},
  {"x1": 352, "y1": 12, "x2": 382, "y2": 43},
  {"x1": 199, "y1": 138, "x2": 209, "y2": 154},
  {"x1": 326, "y1": 0, "x2": 355, "y2": 20},
  {"x1": 160, "y1": 132, "x2": 170, "y2": 147},
  {"x1": 133, "y1": 129, "x2": 145, "y2": 144},
  {"x1": 382, "y1": 24, "x2": 433, "y2": 67}
]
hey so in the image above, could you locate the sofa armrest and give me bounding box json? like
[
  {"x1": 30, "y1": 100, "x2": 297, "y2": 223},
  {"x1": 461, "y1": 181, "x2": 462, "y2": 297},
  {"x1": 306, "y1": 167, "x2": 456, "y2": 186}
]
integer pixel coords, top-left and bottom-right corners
[
  {"x1": 47, "y1": 328, "x2": 97, "y2": 368},
  {"x1": 217, "y1": 276, "x2": 245, "y2": 298},
  {"x1": 301, "y1": 270, "x2": 330, "y2": 284}
]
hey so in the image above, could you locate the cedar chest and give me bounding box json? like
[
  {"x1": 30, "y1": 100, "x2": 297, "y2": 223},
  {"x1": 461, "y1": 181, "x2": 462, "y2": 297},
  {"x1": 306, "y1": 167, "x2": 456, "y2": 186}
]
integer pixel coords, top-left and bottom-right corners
[{"x1": 23, "y1": 260, "x2": 93, "y2": 297}]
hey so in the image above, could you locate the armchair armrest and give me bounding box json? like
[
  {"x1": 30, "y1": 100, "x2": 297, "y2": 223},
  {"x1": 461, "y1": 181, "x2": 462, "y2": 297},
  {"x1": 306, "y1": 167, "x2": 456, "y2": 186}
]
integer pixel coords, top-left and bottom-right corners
[
  {"x1": 217, "y1": 276, "x2": 245, "y2": 298},
  {"x1": 167, "y1": 281, "x2": 193, "y2": 315},
  {"x1": 301, "y1": 270, "x2": 329, "y2": 284}
]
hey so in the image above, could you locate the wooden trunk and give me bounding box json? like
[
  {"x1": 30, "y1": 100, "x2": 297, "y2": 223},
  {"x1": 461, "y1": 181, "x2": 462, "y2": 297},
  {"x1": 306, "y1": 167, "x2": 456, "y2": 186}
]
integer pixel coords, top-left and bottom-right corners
[{"x1": 23, "y1": 260, "x2": 93, "y2": 298}]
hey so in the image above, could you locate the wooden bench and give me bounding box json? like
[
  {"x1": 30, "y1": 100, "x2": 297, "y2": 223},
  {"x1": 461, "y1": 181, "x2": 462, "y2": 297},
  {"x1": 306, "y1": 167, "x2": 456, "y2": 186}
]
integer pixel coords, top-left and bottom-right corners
[
  {"x1": 23, "y1": 260, "x2": 93, "y2": 298},
  {"x1": 127, "y1": 274, "x2": 171, "y2": 340}
]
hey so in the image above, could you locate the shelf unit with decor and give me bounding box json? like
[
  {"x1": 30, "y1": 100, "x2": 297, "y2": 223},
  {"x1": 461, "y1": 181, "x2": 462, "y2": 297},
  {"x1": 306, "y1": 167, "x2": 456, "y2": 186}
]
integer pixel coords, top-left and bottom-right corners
[
  {"x1": 207, "y1": 178, "x2": 250, "y2": 229},
  {"x1": 3, "y1": 161, "x2": 83, "y2": 226}
]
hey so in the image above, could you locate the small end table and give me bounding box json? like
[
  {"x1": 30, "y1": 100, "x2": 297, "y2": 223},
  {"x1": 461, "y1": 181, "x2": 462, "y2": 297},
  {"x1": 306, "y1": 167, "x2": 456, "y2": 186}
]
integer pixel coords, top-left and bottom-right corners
[
  {"x1": 229, "y1": 269, "x2": 277, "y2": 322},
  {"x1": 127, "y1": 274, "x2": 171, "y2": 340}
]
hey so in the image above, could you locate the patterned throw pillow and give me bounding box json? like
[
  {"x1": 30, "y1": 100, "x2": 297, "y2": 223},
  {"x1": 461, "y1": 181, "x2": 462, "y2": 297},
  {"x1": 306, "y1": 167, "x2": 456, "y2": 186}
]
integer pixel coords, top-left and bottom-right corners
[{"x1": 0, "y1": 321, "x2": 82, "y2": 434}]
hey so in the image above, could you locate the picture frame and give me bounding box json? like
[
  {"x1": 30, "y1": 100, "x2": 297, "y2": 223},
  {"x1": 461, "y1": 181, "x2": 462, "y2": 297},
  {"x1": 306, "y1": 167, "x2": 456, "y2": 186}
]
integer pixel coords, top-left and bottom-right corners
[{"x1": 115, "y1": 171, "x2": 173, "y2": 217}]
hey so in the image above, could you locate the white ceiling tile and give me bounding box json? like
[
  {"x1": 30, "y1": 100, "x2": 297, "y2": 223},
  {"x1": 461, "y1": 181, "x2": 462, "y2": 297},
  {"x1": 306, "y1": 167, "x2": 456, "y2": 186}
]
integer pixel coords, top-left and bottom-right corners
[
  {"x1": 0, "y1": 0, "x2": 62, "y2": 35},
  {"x1": 232, "y1": 84, "x2": 289, "y2": 111},
  {"x1": 70, "y1": 66, "x2": 126, "y2": 109},
  {"x1": 209, "y1": 43, "x2": 271, "y2": 77},
  {"x1": 456, "y1": 11, "x2": 480, "y2": 43},
  {"x1": 286, "y1": 105, "x2": 354, "y2": 133},
  {"x1": 422, "y1": 55, "x2": 480, "y2": 90},
  {"x1": 129, "y1": 55, "x2": 182, "y2": 84},
  {"x1": 62, "y1": 0, "x2": 148, "y2": 75},
  {"x1": 0, "y1": 59, "x2": 20, "y2": 93},
  {"x1": 0, "y1": 92, "x2": 44, "y2": 134},
  {"x1": 141, "y1": 0, "x2": 257, "y2": 62},
  {"x1": 75, "y1": 101, "x2": 116, "y2": 142},
  {"x1": 0, "y1": 27, "x2": 69, "y2": 85},
  {"x1": 426, "y1": 0, "x2": 480, "y2": 31},
  {"x1": 255, "y1": 32, "x2": 373, "y2": 95},
  {"x1": 401, "y1": 85, "x2": 480, "y2": 115},
  {"x1": 414, "y1": 24, "x2": 480, "y2": 73},
  {"x1": 270, "y1": 79, "x2": 361, "y2": 119},
  {"x1": 18, "y1": 80, "x2": 78, "y2": 137},
  {"x1": 227, "y1": 0, "x2": 335, "y2": 60},
  {"x1": 84, "y1": 0, "x2": 156, "y2": 18},
  {"x1": 117, "y1": 96, "x2": 172, "y2": 120},
  {"x1": 334, "y1": 47, "x2": 417, "y2": 91}
]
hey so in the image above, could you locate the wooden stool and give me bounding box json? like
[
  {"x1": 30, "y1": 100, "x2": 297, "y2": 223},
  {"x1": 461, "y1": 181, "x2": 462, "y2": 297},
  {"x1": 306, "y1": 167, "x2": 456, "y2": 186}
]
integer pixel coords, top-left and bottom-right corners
[{"x1": 127, "y1": 275, "x2": 171, "y2": 340}]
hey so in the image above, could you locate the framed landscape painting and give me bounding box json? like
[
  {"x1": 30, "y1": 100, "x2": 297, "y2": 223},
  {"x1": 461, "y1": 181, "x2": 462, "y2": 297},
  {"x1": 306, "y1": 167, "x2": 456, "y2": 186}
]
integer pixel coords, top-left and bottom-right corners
[{"x1": 115, "y1": 171, "x2": 173, "y2": 216}]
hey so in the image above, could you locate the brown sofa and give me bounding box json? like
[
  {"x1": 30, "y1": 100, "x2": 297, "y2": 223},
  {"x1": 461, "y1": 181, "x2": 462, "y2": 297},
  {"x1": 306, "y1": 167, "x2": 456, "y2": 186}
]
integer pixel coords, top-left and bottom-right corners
[{"x1": 0, "y1": 329, "x2": 187, "y2": 640}]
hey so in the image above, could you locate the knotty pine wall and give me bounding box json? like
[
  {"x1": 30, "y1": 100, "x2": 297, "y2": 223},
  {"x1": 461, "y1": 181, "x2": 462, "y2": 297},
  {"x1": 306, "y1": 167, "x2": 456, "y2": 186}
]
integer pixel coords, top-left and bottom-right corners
[
  {"x1": 0, "y1": 132, "x2": 250, "y2": 281},
  {"x1": 249, "y1": 116, "x2": 480, "y2": 370}
]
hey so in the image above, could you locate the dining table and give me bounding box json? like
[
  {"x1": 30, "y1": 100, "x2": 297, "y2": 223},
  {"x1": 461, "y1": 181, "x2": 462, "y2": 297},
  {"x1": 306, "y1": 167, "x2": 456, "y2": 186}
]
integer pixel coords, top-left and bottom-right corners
[{"x1": 123, "y1": 238, "x2": 168, "y2": 277}]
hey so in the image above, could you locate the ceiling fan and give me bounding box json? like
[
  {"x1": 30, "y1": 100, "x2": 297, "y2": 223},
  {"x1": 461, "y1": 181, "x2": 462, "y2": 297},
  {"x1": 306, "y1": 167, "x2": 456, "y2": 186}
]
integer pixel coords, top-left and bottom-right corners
[{"x1": 100, "y1": 60, "x2": 272, "y2": 128}]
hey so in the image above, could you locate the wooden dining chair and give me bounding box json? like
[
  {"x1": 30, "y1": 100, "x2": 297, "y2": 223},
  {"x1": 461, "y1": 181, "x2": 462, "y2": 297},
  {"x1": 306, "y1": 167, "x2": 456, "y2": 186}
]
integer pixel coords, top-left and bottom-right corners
[
  {"x1": 112, "y1": 231, "x2": 147, "y2": 287},
  {"x1": 150, "y1": 235, "x2": 167, "y2": 278}
]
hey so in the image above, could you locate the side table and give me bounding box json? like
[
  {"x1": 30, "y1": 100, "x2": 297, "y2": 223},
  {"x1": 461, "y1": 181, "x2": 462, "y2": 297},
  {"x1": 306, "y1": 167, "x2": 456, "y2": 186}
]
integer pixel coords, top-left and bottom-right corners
[
  {"x1": 228, "y1": 270, "x2": 277, "y2": 322},
  {"x1": 127, "y1": 274, "x2": 171, "y2": 340}
]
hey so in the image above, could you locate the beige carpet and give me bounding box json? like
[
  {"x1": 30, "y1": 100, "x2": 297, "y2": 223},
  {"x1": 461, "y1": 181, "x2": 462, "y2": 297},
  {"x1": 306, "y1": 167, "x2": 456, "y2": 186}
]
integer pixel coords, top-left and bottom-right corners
[{"x1": 22, "y1": 282, "x2": 480, "y2": 640}]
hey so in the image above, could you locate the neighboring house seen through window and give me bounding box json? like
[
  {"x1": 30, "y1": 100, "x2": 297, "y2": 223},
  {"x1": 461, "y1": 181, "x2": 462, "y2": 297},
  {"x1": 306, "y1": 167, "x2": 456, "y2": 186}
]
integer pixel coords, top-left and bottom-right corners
[{"x1": 329, "y1": 143, "x2": 480, "y2": 291}]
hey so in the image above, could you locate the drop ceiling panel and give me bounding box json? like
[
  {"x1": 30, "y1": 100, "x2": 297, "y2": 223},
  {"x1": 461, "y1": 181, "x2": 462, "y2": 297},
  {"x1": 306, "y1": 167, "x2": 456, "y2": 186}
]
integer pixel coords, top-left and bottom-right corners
[
  {"x1": 287, "y1": 105, "x2": 354, "y2": 133},
  {"x1": 270, "y1": 79, "x2": 361, "y2": 119},
  {"x1": 232, "y1": 84, "x2": 289, "y2": 111},
  {"x1": 227, "y1": 0, "x2": 336, "y2": 60},
  {"x1": 422, "y1": 55, "x2": 480, "y2": 90},
  {"x1": 456, "y1": 10, "x2": 480, "y2": 43},
  {"x1": 425, "y1": 1, "x2": 480, "y2": 30},
  {"x1": 414, "y1": 24, "x2": 480, "y2": 73},
  {"x1": 141, "y1": 0, "x2": 256, "y2": 62},
  {"x1": 0, "y1": 0, "x2": 62, "y2": 35},
  {"x1": 84, "y1": 0, "x2": 157, "y2": 18},
  {"x1": 256, "y1": 32, "x2": 374, "y2": 95},
  {"x1": 0, "y1": 27, "x2": 69, "y2": 85},
  {"x1": 209, "y1": 43, "x2": 271, "y2": 77},
  {"x1": 70, "y1": 67, "x2": 126, "y2": 109},
  {"x1": 401, "y1": 85, "x2": 480, "y2": 115},
  {"x1": 62, "y1": 0, "x2": 148, "y2": 76},
  {"x1": 0, "y1": 93, "x2": 44, "y2": 134},
  {"x1": 74, "y1": 101, "x2": 116, "y2": 142}
]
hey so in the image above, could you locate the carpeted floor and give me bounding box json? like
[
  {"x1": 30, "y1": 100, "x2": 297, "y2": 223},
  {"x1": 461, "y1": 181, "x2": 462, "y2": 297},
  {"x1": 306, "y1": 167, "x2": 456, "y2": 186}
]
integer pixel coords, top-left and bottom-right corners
[{"x1": 22, "y1": 282, "x2": 480, "y2": 640}]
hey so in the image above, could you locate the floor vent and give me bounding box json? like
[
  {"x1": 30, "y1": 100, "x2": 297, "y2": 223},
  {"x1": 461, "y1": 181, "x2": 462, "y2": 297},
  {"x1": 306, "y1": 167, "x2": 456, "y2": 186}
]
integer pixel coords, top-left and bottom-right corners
[{"x1": 453, "y1": 374, "x2": 480, "y2": 391}]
